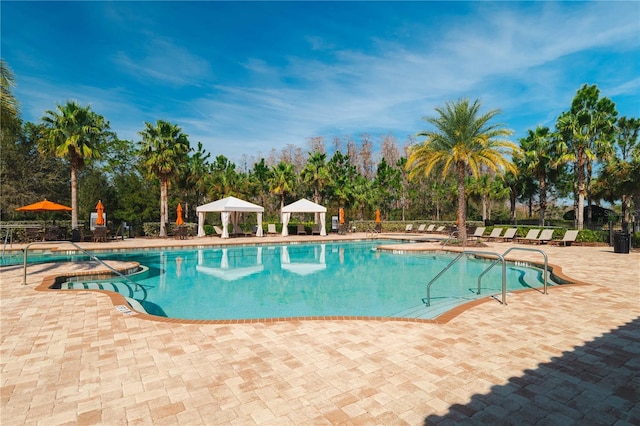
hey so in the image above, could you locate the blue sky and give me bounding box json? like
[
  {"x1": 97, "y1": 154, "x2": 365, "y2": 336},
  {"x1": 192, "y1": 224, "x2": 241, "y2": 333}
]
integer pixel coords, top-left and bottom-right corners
[{"x1": 3, "y1": 1, "x2": 639, "y2": 165}]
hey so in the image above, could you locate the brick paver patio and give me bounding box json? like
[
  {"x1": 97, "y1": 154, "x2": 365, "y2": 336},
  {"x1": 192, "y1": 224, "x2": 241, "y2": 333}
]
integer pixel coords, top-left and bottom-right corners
[{"x1": 1, "y1": 234, "x2": 638, "y2": 425}]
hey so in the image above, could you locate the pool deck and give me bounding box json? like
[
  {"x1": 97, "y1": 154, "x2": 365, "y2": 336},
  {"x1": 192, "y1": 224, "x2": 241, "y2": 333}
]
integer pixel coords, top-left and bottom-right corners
[{"x1": 1, "y1": 233, "x2": 638, "y2": 425}]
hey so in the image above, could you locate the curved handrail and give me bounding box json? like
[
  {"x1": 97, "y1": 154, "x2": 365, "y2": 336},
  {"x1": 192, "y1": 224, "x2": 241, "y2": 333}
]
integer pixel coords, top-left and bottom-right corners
[
  {"x1": 477, "y1": 247, "x2": 548, "y2": 295},
  {"x1": 22, "y1": 241, "x2": 145, "y2": 298},
  {"x1": 424, "y1": 250, "x2": 506, "y2": 306},
  {"x1": 438, "y1": 230, "x2": 460, "y2": 255}
]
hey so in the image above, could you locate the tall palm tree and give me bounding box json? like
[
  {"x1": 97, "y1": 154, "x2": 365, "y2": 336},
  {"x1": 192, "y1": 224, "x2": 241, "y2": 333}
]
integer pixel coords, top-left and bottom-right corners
[
  {"x1": 139, "y1": 120, "x2": 191, "y2": 237},
  {"x1": 40, "y1": 101, "x2": 110, "y2": 231},
  {"x1": 518, "y1": 126, "x2": 554, "y2": 226},
  {"x1": 268, "y1": 161, "x2": 295, "y2": 212},
  {"x1": 555, "y1": 84, "x2": 617, "y2": 229},
  {"x1": 300, "y1": 151, "x2": 330, "y2": 222},
  {"x1": 407, "y1": 98, "x2": 517, "y2": 242},
  {"x1": 1, "y1": 60, "x2": 19, "y2": 131}
]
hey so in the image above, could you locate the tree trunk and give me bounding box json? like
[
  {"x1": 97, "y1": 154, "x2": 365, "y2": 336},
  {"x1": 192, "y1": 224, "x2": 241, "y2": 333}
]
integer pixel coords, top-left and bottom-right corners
[
  {"x1": 539, "y1": 173, "x2": 547, "y2": 227},
  {"x1": 456, "y1": 163, "x2": 467, "y2": 242},
  {"x1": 159, "y1": 179, "x2": 168, "y2": 237},
  {"x1": 70, "y1": 165, "x2": 78, "y2": 230},
  {"x1": 576, "y1": 150, "x2": 586, "y2": 230}
]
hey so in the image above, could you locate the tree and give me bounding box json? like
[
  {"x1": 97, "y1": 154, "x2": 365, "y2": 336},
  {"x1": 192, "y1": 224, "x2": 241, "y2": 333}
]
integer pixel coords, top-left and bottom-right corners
[
  {"x1": 268, "y1": 161, "x2": 296, "y2": 212},
  {"x1": 373, "y1": 158, "x2": 401, "y2": 219},
  {"x1": 138, "y1": 120, "x2": 191, "y2": 237},
  {"x1": 595, "y1": 116, "x2": 640, "y2": 230},
  {"x1": 1, "y1": 60, "x2": 20, "y2": 134},
  {"x1": 300, "y1": 151, "x2": 330, "y2": 223},
  {"x1": 519, "y1": 126, "x2": 555, "y2": 226},
  {"x1": 407, "y1": 98, "x2": 517, "y2": 242},
  {"x1": 555, "y1": 84, "x2": 617, "y2": 229},
  {"x1": 40, "y1": 101, "x2": 111, "y2": 231}
]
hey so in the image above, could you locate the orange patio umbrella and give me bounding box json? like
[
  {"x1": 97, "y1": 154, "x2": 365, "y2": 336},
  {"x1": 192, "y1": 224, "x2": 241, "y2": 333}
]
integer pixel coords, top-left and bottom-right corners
[
  {"x1": 339, "y1": 208, "x2": 344, "y2": 225},
  {"x1": 95, "y1": 200, "x2": 105, "y2": 226},
  {"x1": 375, "y1": 209, "x2": 381, "y2": 223},
  {"x1": 176, "y1": 203, "x2": 184, "y2": 226},
  {"x1": 16, "y1": 199, "x2": 72, "y2": 213}
]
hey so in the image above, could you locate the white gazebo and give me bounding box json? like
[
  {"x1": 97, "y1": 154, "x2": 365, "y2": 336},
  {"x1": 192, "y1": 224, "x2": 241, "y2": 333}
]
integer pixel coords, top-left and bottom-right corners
[
  {"x1": 281, "y1": 198, "x2": 327, "y2": 236},
  {"x1": 196, "y1": 196, "x2": 264, "y2": 238}
]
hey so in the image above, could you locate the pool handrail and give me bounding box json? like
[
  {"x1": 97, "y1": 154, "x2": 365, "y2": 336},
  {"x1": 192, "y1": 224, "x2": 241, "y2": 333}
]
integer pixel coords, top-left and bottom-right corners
[
  {"x1": 424, "y1": 250, "x2": 506, "y2": 307},
  {"x1": 438, "y1": 230, "x2": 459, "y2": 254},
  {"x1": 477, "y1": 247, "x2": 548, "y2": 296},
  {"x1": 21, "y1": 241, "x2": 144, "y2": 296}
]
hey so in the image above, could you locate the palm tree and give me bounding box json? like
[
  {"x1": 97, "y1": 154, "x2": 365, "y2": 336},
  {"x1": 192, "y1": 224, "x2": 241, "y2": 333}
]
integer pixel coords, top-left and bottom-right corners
[
  {"x1": 268, "y1": 161, "x2": 296, "y2": 212},
  {"x1": 40, "y1": 101, "x2": 110, "y2": 231},
  {"x1": 138, "y1": 120, "x2": 191, "y2": 237},
  {"x1": 407, "y1": 98, "x2": 517, "y2": 242},
  {"x1": 1, "y1": 60, "x2": 19, "y2": 131},
  {"x1": 518, "y1": 126, "x2": 554, "y2": 226},
  {"x1": 555, "y1": 84, "x2": 617, "y2": 229},
  {"x1": 300, "y1": 151, "x2": 330, "y2": 222}
]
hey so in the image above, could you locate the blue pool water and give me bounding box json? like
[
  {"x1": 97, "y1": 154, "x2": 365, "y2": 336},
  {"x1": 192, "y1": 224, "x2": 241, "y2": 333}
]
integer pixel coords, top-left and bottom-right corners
[{"x1": 47, "y1": 240, "x2": 559, "y2": 320}]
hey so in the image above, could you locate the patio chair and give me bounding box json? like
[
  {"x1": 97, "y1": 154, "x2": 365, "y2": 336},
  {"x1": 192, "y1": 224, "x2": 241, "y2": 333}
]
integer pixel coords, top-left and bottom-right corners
[
  {"x1": 267, "y1": 223, "x2": 277, "y2": 235},
  {"x1": 297, "y1": 224, "x2": 307, "y2": 235},
  {"x1": 485, "y1": 228, "x2": 504, "y2": 241},
  {"x1": 213, "y1": 225, "x2": 224, "y2": 237},
  {"x1": 469, "y1": 226, "x2": 486, "y2": 240},
  {"x1": 549, "y1": 230, "x2": 579, "y2": 247},
  {"x1": 92, "y1": 227, "x2": 107, "y2": 242},
  {"x1": 25, "y1": 227, "x2": 42, "y2": 242},
  {"x1": 535, "y1": 229, "x2": 555, "y2": 244},
  {"x1": 416, "y1": 224, "x2": 426, "y2": 233},
  {"x1": 174, "y1": 226, "x2": 187, "y2": 240},
  {"x1": 404, "y1": 224, "x2": 413, "y2": 233},
  {"x1": 311, "y1": 224, "x2": 322, "y2": 235},
  {"x1": 500, "y1": 228, "x2": 518, "y2": 242},
  {"x1": 516, "y1": 229, "x2": 541, "y2": 244}
]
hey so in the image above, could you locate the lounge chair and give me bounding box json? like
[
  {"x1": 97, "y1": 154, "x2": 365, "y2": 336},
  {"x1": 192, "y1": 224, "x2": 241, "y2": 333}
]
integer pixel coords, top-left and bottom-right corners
[
  {"x1": 485, "y1": 228, "x2": 504, "y2": 241},
  {"x1": 435, "y1": 225, "x2": 446, "y2": 233},
  {"x1": 311, "y1": 224, "x2": 321, "y2": 235},
  {"x1": 267, "y1": 223, "x2": 277, "y2": 235},
  {"x1": 549, "y1": 230, "x2": 579, "y2": 247},
  {"x1": 416, "y1": 224, "x2": 426, "y2": 233},
  {"x1": 500, "y1": 228, "x2": 518, "y2": 242},
  {"x1": 535, "y1": 229, "x2": 555, "y2": 244},
  {"x1": 516, "y1": 229, "x2": 541, "y2": 243},
  {"x1": 213, "y1": 225, "x2": 223, "y2": 237},
  {"x1": 425, "y1": 224, "x2": 436, "y2": 233},
  {"x1": 469, "y1": 226, "x2": 486, "y2": 240},
  {"x1": 297, "y1": 224, "x2": 307, "y2": 235},
  {"x1": 404, "y1": 224, "x2": 413, "y2": 233}
]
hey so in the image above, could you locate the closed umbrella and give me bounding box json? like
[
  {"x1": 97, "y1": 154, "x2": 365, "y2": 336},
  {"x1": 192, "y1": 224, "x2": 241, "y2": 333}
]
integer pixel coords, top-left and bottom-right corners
[
  {"x1": 95, "y1": 200, "x2": 105, "y2": 226},
  {"x1": 176, "y1": 204, "x2": 184, "y2": 226},
  {"x1": 339, "y1": 208, "x2": 344, "y2": 225},
  {"x1": 375, "y1": 209, "x2": 381, "y2": 223}
]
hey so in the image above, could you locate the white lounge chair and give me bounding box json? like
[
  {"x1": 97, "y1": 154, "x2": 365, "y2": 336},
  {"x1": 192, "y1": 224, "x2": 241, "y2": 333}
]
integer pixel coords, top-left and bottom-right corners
[
  {"x1": 267, "y1": 223, "x2": 277, "y2": 235},
  {"x1": 404, "y1": 224, "x2": 413, "y2": 233},
  {"x1": 517, "y1": 229, "x2": 541, "y2": 243},
  {"x1": 500, "y1": 228, "x2": 518, "y2": 242},
  {"x1": 425, "y1": 224, "x2": 436, "y2": 233},
  {"x1": 549, "y1": 230, "x2": 579, "y2": 247},
  {"x1": 535, "y1": 229, "x2": 555, "y2": 244},
  {"x1": 469, "y1": 227, "x2": 486, "y2": 240},
  {"x1": 435, "y1": 225, "x2": 446, "y2": 233},
  {"x1": 485, "y1": 228, "x2": 504, "y2": 241},
  {"x1": 213, "y1": 225, "x2": 223, "y2": 237},
  {"x1": 416, "y1": 224, "x2": 426, "y2": 233}
]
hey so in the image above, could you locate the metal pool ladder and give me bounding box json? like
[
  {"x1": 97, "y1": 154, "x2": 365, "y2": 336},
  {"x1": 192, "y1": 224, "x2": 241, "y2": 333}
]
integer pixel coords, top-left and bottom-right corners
[
  {"x1": 424, "y1": 250, "x2": 506, "y2": 307},
  {"x1": 21, "y1": 241, "x2": 143, "y2": 296},
  {"x1": 423, "y1": 247, "x2": 548, "y2": 307}
]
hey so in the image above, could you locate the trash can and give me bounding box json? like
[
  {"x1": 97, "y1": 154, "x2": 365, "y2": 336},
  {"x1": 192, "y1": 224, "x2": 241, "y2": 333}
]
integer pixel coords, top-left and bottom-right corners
[{"x1": 613, "y1": 232, "x2": 630, "y2": 254}]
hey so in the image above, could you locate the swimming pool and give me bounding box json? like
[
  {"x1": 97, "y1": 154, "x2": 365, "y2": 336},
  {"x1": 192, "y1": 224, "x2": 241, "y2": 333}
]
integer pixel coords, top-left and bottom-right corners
[{"x1": 49, "y1": 240, "x2": 561, "y2": 321}]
